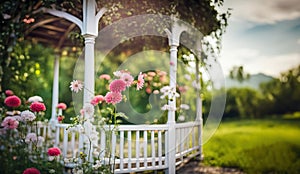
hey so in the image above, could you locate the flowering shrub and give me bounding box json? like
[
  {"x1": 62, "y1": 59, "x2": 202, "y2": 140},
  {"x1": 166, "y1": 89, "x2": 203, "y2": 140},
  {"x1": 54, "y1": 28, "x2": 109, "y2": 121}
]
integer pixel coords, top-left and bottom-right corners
[
  {"x1": 67, "y1": 70, "x2": 145, "y2": 173},
  {"x1": 0, "y1": 90, "x2": 62, "y2": 173}
]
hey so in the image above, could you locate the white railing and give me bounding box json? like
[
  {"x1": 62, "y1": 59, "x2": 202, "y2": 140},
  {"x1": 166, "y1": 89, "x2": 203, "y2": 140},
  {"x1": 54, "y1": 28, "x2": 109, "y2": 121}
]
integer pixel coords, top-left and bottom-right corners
[{"x1": 53, "y1": 121, "x2": 201, "y2": 173}]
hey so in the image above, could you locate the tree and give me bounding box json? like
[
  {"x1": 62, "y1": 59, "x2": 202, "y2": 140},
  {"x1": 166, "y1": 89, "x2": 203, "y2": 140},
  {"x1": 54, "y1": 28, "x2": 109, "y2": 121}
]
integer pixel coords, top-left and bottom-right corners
[{"x1": 229, "y1": 66, "x2": 250, "y2": 83}]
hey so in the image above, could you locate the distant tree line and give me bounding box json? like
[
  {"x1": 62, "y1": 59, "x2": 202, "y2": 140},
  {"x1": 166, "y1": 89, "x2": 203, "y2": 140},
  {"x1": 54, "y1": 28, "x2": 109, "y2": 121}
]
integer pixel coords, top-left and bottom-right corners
[{"x1": 203, "y1": 65, "x2": 300, "y2": 119}]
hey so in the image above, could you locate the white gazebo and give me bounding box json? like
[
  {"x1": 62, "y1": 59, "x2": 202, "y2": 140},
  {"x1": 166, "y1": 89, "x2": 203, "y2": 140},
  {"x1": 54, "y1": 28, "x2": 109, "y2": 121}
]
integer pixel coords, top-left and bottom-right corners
[{"x1": 28, "y1": 0, "x2": 205, "y2": 173}]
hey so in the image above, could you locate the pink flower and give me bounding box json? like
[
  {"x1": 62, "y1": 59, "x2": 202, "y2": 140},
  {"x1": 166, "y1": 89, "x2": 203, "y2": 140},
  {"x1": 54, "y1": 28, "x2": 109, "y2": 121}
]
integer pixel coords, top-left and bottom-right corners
[
  {"x1": 70, "y1": 80, "x2": 83, "y2": 93},
  {"x1": 90, "y1": 95, "x2": 105, "y2": 106},
  {"x1": 99, "y1": 74, "x2": 111, "y2": 80},
  {"x1": 23, "y1": 167, "x2": 40, "y2": 174},
  {"x1": 30, "y1": 102, "x2": 46, "y2": 112},
  {"x1": 56, "y1": 103, "x2": 67, "y2": 110},
  {"x1": 80, "y1": 109, "x2": 85, "y2": 116},
  {"x1": 1, "y1": 116, "x2": 19, "y2": 129},
  {"x1": 5, "y1": 90, "x2": 14, "y2": 96},
  {"x1": 4, "y1": 95, "x2": 21, "y2": 108},
  {"x1": 137, "y1": 72, "x2": 145, "y2": 90},
  {"x1": 109, "y1": 79, "x2": 126, "y2": 93},
  {"x1": 120, "y1": 73, "x2": 134, "y2": 87},
  {"x1": 47, "y1": 147, "x2": 61, "y2": 156},
  {"x1": 105, "y1": 92, "x2": 122, "y2": 104}
]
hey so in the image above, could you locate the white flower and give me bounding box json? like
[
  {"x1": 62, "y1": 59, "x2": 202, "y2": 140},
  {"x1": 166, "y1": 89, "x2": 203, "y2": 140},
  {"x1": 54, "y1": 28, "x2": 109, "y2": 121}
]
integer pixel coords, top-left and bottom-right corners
[
  {"x1": 153, "y1": 90, "x2": 159, "y2": 94},
  {"x1": 113, "y1": 70, "x2": 122, "y2": 77},
  {"x1": 180, "y1": 104, "x2": 190, "y2": 110},
  {"x1": 160, "y1": 86, "x2": 180, "y2": 99},
  {"x1": 28, "y1": 95, "x2": 43, "y2": 103},
  {"x1": 21, "y1": 110, "x2": 36, "y2": 122},
  {"x1": 25, "y1": 133, "x2": 37, "y2": 143},
  {"x1": 178, "y1": 115, "x2": 185, "y2": 121},
  {"x1": 83, "y1": 103, "x2": 94, "y2": 118},
  {"x1": 48, "y1": 156, "x2": 55, "y2": 161},
  {"x1": 92, "y1": 160, "x2": 101, "y2": 169},
  {"x1": 70, "y1": 80, "x2": 83, "y2": 93},
  {"x1": 161, "y1": 104, "x2": 176, "y2": 111}
]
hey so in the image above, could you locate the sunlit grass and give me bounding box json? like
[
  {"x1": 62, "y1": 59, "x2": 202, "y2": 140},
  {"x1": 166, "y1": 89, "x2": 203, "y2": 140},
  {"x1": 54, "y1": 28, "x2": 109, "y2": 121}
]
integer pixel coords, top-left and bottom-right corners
[{"x1": 203, "y1": 118, "x2": 300, "y2": 174}]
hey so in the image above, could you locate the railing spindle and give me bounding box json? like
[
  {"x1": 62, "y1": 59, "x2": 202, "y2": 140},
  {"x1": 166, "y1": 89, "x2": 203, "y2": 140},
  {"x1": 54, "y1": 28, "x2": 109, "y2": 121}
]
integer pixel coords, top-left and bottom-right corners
[
  {"x1": 143, "y1": 130, "x2": 147, "y2": 168},
  {"x1": 158, "y1": 131, "x2": 162, "y2": 167},
  {"x1": 128, "y1": 131, "x2": 132, "y2": 170},
  {"x1": 120, "y1": 131, "x2": 124, "y2": 170},
  {"x1": 136, "y1": 130, "x2": 140, "y2": 169}
]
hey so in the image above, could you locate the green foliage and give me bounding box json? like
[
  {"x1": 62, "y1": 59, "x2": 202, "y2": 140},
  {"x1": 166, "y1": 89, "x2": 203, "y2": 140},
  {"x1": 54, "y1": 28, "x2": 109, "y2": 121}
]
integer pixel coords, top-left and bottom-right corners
[
  {"x1": 229, "y1": 66, "x2": 250, "y2": 83},
  {"x1": 203, "y1": 118, "x2": 300, "y2": 174}
]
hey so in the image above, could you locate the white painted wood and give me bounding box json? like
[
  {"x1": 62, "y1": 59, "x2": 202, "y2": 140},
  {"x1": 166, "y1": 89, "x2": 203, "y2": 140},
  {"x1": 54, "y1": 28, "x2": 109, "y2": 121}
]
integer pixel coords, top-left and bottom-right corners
[
  {"x1": 158, "y1": 131, "x2": 162, "y2": 167},
  {"x1": 50, "y1": 56, "x2": 59, "y2": 127},
  {"x1": 120, "y1": 131, "x2": 124, "y2": 169},
  {"x1": 44, "y1": 8, "x2": 83, "y2": 32},
  {"x1": 111, "y1": 131, "x2": 116, "y2": 164},
  {"x1": 71, "y1": 131, "x2": 76, "y2": 158},
  {"x1": 100, "y1": 130, "x2": 106, "y2": 163},
  {"x1": 143, "y1": 130, "x2": 147, "y2": 168},
  {"x1": 63, "y1": 128, "x2": 68, "y2": 157},
  {"x1": 180, "y1": 128, "x2": 184, "y2": 161},
  {"x1": 55, "y1": 126, "x2": 59, "y2": 147},
  {"x1": 128, "y1": 131, "x2": 132, "y2": 170},
  {"x1": 136, "y1": 130, "x2": 140, "y2": 169},
  {"x1": 151, "y1": 130, "x2": 155, "y2": 166}
]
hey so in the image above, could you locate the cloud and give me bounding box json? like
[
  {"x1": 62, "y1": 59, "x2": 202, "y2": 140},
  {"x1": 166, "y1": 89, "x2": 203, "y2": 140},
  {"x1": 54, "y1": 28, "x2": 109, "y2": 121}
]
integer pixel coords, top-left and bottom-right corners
[
  {"x1": 224, "y1": 0, "x2": 300, "y2": 24},
  {"x1": 220, "y1": 47, "x2": 300, "y2": 77},
  {"x1": 297, "y1": 39, "x2": 300, "y2": 45}
]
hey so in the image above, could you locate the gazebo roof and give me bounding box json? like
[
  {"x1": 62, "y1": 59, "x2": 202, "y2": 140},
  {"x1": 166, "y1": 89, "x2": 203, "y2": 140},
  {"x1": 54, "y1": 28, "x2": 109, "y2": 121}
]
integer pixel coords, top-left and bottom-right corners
[{"x1": 24, "y1": 0, "x2": 221, "y2": 51}]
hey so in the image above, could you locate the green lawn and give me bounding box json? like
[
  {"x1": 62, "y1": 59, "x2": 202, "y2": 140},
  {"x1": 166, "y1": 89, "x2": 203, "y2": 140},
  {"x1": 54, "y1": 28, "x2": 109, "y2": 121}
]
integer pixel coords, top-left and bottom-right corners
[{"x1": 203, "y1": 118, "x2": 300, "y2": 174}]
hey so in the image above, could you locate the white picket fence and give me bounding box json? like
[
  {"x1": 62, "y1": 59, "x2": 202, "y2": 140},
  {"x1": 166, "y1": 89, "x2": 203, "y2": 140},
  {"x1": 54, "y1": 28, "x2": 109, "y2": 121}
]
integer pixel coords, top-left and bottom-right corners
[{"x1": 53, "y1": 121, "x2": 202, "y2": 173}]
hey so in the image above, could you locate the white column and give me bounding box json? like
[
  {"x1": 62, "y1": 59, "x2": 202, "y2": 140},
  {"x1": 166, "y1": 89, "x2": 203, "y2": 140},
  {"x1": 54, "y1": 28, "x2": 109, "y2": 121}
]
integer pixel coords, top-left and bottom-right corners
[
  {"x1": 166, "y1": 44, "x2": 178, "y2": 174},
  {"x1": 195, "y1": 53, "x2": 203, "y2": 159},
  {"x1": 83, "y1": 35, "x2": 95, "y2": 106},
  {"x1": 50, "y1": 55, "x2": 59, "y2": 127}
]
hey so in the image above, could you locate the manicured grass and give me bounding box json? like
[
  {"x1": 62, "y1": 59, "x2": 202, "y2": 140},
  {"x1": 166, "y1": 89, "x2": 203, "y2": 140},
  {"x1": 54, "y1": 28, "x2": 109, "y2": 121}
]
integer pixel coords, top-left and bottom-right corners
[{"x1": 203, "y1": 118, "x2": 300, "y2": 174}]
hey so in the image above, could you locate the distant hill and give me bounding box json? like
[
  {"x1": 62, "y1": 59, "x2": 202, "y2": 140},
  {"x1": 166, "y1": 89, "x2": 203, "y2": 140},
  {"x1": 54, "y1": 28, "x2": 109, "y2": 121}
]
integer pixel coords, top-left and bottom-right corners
[{"x1": 225, "y1": 73, "x2": 274, "y2": 89}]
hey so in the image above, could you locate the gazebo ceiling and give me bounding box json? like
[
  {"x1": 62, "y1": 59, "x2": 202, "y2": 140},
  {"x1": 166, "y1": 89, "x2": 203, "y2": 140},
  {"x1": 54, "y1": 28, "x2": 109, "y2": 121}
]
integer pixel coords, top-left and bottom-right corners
[
  {"x1": 25, "y1": 14, "x2": 80, "y2": 50},
  {"x1": 24, "y1": 0, "x2": 221, "y2": 51},
  {"x1": 24, "y1": 1, "x2": 83, "y2": 50}
]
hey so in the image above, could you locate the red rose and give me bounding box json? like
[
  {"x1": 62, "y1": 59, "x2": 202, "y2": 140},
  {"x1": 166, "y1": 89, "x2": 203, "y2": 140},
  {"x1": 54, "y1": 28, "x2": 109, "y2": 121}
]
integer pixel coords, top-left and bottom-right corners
[
  {"x1": 30, "y1": 102, "x2": 46, "y2": 112},
  {"x1": 23, "y1": 167, "x2": 40, "y2": 174},
  {"x1": 47, "y1": 147, "x2": 61, "y2": 156},
  {"x1": 4, "y1": 95, "x2": 21, "y2": 108}
]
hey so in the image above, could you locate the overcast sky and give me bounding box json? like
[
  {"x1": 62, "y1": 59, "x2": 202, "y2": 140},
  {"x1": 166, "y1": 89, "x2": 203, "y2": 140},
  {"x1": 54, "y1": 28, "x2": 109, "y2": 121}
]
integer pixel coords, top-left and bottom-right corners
[{"x1": 219, "y1": 0, "x2": 300, "y2": 77}]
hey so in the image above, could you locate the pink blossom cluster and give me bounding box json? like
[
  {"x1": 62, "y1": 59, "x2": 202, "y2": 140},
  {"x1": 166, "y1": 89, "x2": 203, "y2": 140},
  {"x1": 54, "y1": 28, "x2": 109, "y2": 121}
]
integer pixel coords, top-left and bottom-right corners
[
  {"x1": 91, "y1": 71, "x2": 145, "y2": 105},
  {"x1": 143, "y1": 70, "x2": 168, "y2": 94}
]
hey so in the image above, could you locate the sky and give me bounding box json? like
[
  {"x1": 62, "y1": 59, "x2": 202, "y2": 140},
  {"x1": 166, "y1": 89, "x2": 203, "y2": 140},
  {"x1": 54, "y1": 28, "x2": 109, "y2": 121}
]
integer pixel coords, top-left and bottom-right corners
[{"x1": 219, "y1": 0, "x2": 300, "y2": 77}]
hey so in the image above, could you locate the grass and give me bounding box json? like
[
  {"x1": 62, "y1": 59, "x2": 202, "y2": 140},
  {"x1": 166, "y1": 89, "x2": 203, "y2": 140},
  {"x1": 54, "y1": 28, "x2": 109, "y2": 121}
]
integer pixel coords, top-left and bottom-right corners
[{"x1": 203, "y1": 118, "x2": 300, "y2": 174}]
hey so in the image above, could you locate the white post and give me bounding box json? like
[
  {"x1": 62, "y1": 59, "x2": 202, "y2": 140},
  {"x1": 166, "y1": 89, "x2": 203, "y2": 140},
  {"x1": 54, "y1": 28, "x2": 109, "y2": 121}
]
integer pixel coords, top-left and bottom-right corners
[
  {"x1": 50, "y1": 55, "x2": 59, "y2": 127},
  {"x1": 81, "y1": 0, "x2": 107, "y2": 162},
  {"x1": 83, "y1": 34, "x2": 96, "y2": 106},
  {"x1": 165, "y1": 19, "x2": 185, "y2": 173},
  {"x1": 195, "y1": 44, "x2": 203, "y2": 160}
]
